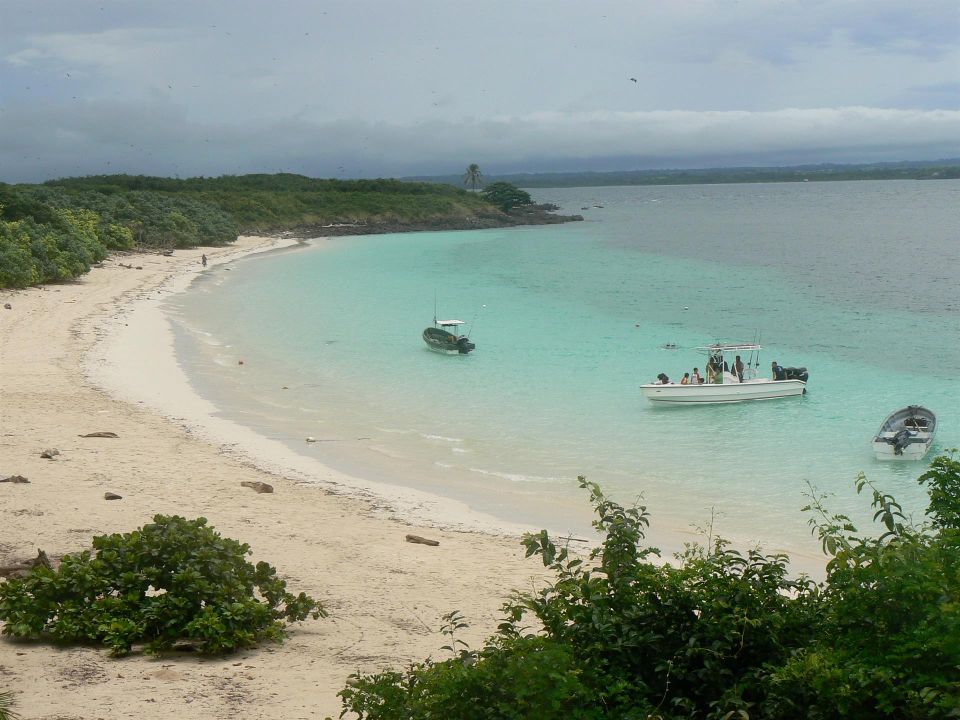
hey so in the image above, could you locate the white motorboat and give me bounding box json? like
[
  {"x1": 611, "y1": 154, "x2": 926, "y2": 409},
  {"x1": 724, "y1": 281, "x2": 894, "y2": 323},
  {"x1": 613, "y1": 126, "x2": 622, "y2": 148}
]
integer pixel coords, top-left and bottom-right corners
[
  {"x1": 872, "y1": 405, "x2": 936, "y2": 461},
  {"x1": 640, "y1": 342, "x2": 808, "y2": 405}
]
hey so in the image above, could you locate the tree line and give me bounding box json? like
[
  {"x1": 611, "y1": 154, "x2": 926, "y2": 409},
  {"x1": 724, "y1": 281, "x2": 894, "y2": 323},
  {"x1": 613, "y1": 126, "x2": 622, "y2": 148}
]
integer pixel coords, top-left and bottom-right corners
[{"x1": 0, "y1": 173, "x2": 530, "y2": 288}]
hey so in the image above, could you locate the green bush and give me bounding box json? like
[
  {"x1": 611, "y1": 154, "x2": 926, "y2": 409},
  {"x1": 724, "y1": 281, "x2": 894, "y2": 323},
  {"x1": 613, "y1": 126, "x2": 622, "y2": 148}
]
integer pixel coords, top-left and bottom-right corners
[
  {"x1": 339, "y1": 457, "x2": 960, "y2": 719},
  {"x1": 480, "y1": 182, "x2": 532, "y2": 212},
  {"x1": 0, "y1": 515, "x2": 324, "y2": 656}
]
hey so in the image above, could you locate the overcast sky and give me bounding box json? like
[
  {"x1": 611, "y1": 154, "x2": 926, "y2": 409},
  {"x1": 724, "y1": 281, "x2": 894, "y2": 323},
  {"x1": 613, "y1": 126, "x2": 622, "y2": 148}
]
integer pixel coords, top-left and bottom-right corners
[{"x1": 1, "y1": 0, "x2": 958, "y2": 182}]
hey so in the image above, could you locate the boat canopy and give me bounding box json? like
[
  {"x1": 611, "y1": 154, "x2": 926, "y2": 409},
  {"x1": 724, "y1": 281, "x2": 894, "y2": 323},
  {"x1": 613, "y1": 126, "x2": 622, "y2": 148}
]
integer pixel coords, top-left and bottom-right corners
[
  {"x1": 694, "y1": 343, "x2": 762, "y2": 353},
  {"x1": 436, "y1": 319, "x2": 465, "y2": 326}
]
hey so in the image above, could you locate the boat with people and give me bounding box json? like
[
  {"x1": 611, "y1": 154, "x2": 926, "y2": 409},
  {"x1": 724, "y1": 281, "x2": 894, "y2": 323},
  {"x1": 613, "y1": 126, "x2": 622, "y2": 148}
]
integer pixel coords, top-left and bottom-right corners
[
  {"x1": 422, "y1": 318, "x2": 476, "y2": 355},
  {"x1": 872, "y1": 405, "x2": 937, "y2": 460},
  {"x1": 640, "y1": 342, "x2": 808, "y2": 405}
]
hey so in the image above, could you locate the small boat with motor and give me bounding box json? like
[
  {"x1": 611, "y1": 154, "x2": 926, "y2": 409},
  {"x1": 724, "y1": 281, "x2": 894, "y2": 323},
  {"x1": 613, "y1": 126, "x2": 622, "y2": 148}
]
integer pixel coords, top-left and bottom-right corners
[
  {"x1": 422, "y1": 318, "x2": 476, "y2": 355},
  {"x1": 640, "y1": 342, "x2": 808, "y2": 405},
  {"x1": 872, "y1": 405, "x2": 936, "y2": 460}
]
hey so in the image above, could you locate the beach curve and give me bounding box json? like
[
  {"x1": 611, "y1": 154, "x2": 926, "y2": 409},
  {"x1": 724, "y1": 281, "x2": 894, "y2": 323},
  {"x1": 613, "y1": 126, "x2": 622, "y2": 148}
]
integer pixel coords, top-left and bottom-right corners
[{"x1": 0, "y1": 236, "x2": 540, "y2": 720}]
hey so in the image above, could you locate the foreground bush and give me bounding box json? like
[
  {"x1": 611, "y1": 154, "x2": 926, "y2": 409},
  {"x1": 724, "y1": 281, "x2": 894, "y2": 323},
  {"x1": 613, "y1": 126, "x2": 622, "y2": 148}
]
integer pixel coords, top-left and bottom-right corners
[
  {"x1": 0, "y1": 690, "x2": 19, "y2": 720},
  {"x1": 0, "y1": 515, "x2": 324, "y2": 656},
  {"x1": 340, "y1": 455, "x2": 960, "y2": 719}
]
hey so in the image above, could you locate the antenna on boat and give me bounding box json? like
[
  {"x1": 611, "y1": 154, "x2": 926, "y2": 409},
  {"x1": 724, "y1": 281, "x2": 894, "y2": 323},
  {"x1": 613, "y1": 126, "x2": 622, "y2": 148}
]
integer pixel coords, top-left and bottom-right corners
[
  {"x1": 467, "y1": 304, "x2": 486, "y2": 339},
  {"x1": 433, "y1": 291, "x2": 438, "y2": 326}
]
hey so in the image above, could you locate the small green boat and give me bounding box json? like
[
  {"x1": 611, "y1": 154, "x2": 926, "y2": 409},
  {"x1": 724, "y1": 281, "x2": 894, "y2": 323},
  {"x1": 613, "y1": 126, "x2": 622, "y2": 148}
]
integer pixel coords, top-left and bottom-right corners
[{"x1": 423, "y1": 319, "x2": 475, "y2": 355}]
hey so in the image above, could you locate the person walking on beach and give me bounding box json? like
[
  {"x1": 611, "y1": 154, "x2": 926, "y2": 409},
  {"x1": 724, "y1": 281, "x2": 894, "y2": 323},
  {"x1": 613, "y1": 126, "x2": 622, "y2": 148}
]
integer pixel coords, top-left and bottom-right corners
[{"x1": 201, "y1": 253, "x2": 207, "y2": 267}]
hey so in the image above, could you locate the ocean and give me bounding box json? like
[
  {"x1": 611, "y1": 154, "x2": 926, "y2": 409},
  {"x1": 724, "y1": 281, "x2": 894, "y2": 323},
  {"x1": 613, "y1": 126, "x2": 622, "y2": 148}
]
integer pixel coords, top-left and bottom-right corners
[{"x1": 165, "y1": 179, "x2": 960, "y2": 565}]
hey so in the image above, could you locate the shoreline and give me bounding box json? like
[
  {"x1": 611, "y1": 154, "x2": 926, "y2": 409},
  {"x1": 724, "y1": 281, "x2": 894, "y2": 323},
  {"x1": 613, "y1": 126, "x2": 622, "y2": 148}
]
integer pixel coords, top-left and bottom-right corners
[
  {"x1": 86, "y1": 236, "x2": 536, "y2": 539},
  {"x1": 0, "y1": 236, "x2": 542, "y2": 720}
]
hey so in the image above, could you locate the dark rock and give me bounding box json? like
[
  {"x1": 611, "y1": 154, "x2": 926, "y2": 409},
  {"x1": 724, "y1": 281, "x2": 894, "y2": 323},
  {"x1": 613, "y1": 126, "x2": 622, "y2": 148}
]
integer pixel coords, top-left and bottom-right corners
[
  {"x1": 0, "y1": 549, "x2": 52, "y2": 578},
  {"x1": 79, "y1": 431, "x2": 119, "y2": 438},
  {"x1": 0, "y1": 475, "x2": 29, "y2": 483},
  {"x1": 240, "y1": 481, "x2": 274, "y2": 494},
  {"x1": 40, "y1": 448, "x2": 60, "y2": 459},
  {"x1": 3, "y1": 303, "x2": 11, "y2": 310},
  {"x1": 104, "y1": 491, "x2": 122, "y2": 500}
]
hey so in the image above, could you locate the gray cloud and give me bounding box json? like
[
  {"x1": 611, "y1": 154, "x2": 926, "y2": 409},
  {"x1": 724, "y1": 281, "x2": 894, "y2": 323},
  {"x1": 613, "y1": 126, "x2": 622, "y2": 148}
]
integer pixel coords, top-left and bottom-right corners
[{"x1": 1, "y1": 0, "x2": 958, "y2": 182}]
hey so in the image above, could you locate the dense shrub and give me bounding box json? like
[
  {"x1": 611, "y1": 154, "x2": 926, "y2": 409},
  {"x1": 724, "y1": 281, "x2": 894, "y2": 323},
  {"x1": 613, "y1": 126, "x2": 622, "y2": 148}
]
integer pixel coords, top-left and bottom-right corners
[
  {"x1": 480, "y1": 182, "x2": 532, "y2": 212},
  {"x1": 0, "y1": 515, "x2": 324, "y2": 656},
  {"x1": 1, "y1": 173, "x2": 512, "y2": 287},
  {"x1": 339, "y1": 456, "x2": 960, "y2": 719}
]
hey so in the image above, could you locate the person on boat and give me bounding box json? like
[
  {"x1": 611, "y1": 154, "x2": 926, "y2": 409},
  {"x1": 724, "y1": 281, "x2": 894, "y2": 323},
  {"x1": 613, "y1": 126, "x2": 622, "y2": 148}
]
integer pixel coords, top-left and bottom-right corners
[
  {"x1": 771, "y1": 361, "x2": 786, "y2": 381},
  {"x1": 691, "y1": 367, "x2": 702, "y2": 384},
  {"x1": 733, "y1": 355, "x2": 745, "y2": 382},
  {"x1": 680, "y1": 372, "x2": 690, "y2": 385},
  {"x1": 657, "y1": 372, "x2": 670, "y2": 384},
  {"x1": 707, "y1": 354, "x2": 725, "y2": 383}
]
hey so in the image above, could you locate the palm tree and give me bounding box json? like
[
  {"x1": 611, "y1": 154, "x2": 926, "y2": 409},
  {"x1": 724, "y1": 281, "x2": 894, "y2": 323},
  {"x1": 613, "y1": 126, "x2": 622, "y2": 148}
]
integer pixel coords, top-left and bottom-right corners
[{"x1": 462, "y1": 163, "x2": 483, "y2": 191}]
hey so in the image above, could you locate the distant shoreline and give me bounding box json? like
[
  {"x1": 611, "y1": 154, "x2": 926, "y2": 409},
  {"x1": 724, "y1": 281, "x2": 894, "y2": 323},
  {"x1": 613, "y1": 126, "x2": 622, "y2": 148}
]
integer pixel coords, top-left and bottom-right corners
[
  {"x1": 289, "y1": 202, "x2": 583, "y2": 237},
  {"x1": 409, "y1": 160, "x2": 960, "y2": 189}
]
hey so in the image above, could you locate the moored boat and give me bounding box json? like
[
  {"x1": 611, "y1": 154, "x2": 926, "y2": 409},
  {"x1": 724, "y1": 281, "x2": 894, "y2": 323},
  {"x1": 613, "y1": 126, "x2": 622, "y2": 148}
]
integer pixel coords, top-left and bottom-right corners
[
  {"x1": 422, "y1": 319, "x2": 475, "y2": 355},
  {"x1": 640, "y1": 342, "x2": 808, "y2": 405},
  {"x1": 872, "y1": 405, "x2": 936, "y2": 460}
]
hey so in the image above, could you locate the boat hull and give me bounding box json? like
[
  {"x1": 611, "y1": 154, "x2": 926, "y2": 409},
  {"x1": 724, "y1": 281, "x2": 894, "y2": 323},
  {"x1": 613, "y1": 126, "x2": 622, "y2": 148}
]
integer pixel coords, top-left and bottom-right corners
[
  {"x1": 422, "y1": 327, "x2": 475, "y2": 355},
  {"x1": 872, "y1": 436, "x2": 933, "y2": 461},
  {"x1": 640, "y1": 379, "x2": 806, "y2": 405}
]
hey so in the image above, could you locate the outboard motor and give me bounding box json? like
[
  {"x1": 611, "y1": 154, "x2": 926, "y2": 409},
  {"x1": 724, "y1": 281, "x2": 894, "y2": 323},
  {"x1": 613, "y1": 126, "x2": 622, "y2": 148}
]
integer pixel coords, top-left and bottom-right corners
[
  {"x1": 457, "y1": 336, "x2": 476, "y2": 354},
  {"x1": 783, "y1": 367, "x2": 809, "y2": 382},
  {"x1": 888, "y1": 428, "x2": 914, "y2": 455}
]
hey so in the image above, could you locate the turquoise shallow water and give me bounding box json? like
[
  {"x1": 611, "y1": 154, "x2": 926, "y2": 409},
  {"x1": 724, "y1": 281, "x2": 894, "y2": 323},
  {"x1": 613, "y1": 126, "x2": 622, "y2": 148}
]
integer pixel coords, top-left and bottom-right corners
[{"x1": 167, "y1": 180, "x2": 960, "y2": 561}]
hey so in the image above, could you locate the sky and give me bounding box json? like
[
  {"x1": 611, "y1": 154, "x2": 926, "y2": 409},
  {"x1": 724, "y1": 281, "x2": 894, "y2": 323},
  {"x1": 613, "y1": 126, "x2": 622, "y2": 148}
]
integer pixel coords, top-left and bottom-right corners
[{"x1": 1, "y1": 0, "x2": 958, "y2": 182}]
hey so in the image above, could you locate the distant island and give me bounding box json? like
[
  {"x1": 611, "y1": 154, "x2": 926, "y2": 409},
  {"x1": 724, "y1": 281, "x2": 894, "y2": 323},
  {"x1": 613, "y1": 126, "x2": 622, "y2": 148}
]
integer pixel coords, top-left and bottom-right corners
[{"x1": 408, "y1": 158, "x2": 960, "y2": 188}]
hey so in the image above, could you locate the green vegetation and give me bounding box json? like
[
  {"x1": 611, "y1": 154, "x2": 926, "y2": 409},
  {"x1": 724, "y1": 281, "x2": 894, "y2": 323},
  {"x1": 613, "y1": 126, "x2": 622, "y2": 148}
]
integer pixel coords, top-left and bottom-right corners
[
  {"x1": 0, "y1": 515, "x2": 324, "y2": 657},
  {"x1": 480, "y1": 182, "x2": 533, "y2": 212},
  {"x1": 339, "y1": 455, "x2": 960, "y2": 720},
  {"x1": 41, "y1": 174, "x2": 498, "y2": 232},
  {"x1": 0, "y1": 173, "x2": 508, "y2": 288},
  {"x1": 0, "y1": 691, "x2": 19, "y2": 720}
]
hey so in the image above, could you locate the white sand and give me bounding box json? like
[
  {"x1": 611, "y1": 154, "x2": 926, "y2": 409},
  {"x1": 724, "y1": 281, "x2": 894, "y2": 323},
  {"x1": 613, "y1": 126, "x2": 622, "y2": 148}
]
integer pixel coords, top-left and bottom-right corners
[{"x1": 0, "y1": 237, "x2": 545, "y2": 720}]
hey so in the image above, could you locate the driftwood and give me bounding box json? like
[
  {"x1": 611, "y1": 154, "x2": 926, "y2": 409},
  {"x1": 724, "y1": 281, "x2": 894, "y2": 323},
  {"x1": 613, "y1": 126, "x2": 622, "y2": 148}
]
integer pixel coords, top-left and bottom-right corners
[
  {"x1": 0, "y1": 549, "x2": 51, "y2": 578},
  {"x1": 0, "y1": 475, "x2": 29, "y2": 483},
  {"x1": 240, "y1": 481, "x2": 274, "y2": 494},
  {"x1": 405, "y1": 534, "x2": 440, "y2": 547},
  {"x1": 79, "y1": 431, "x2": 119, "y2": 438}
]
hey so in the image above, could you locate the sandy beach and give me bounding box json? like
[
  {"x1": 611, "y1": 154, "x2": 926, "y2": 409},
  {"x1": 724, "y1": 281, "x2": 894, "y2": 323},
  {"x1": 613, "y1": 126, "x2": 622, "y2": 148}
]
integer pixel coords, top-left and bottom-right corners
[{"x1": 0, "y1": 237, "x2": 544, "y2": 720}]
